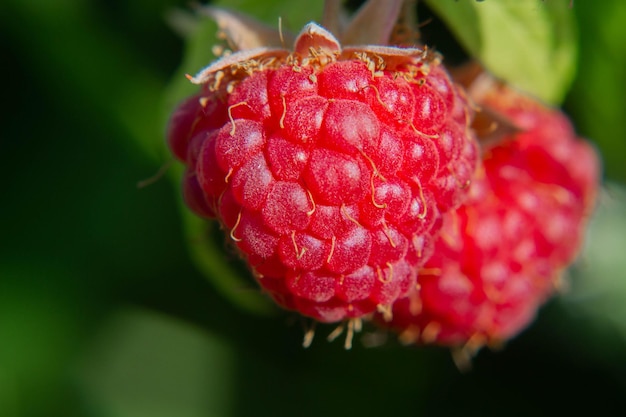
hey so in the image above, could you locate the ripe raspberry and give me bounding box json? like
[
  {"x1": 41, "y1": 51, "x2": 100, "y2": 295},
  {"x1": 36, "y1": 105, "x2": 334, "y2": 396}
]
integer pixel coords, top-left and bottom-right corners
[
  {"x1": 167, "y1": 15, "x2": 478, "y2": 323},
  {"x1": 384, "y1": 81, "x2": 600, "y2": 351}
]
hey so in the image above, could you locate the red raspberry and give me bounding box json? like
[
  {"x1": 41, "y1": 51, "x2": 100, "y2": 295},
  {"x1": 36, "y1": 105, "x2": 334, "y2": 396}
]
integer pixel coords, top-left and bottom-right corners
[
  {"x1": 167, "y1": 19, "x2": 478, "y2": 323},
  {"x1": 384, "y1": 82, "x2": 600, "y2": 351}
]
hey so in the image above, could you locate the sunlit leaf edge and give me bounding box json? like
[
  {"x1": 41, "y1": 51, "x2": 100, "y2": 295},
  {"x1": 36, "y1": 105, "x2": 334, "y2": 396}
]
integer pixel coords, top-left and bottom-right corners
[{"x1": 424, "y1": 0, "x2": 577, "y2": 104}]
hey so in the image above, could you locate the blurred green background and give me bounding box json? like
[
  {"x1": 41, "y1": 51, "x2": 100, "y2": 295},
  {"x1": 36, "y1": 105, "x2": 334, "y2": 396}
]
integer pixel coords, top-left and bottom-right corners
[{"x1": 2, "y1": 1, "x2": 626, "y2": 416}]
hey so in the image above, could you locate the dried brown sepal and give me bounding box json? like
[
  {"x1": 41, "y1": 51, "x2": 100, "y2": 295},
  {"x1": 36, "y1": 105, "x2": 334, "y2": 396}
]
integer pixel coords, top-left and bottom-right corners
[
  {"x1": 321, "y1": 0, "x2": 348, "y2": 40},
  {"x1": 451, "y1": 61, "x2": 524, "y2": 149},
  {"x1": 187, "y1": 47, "x2": 289, "y2": 85},
  {"x1": 196, "y1": 5, "x2": 294, "y2": 51},
  {"x1": 189, "y1": 13, "x2": 437, "y2": 92},
  {"x1": 340, "y1": 0, "x2": 405, "y2": 46},
  {"x1": 342, "y1": 45, "x2": 433, "y2": 73}
]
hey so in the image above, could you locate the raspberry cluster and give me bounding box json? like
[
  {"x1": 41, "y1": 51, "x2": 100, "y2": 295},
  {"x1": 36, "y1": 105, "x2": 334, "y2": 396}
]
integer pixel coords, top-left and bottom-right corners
[{"x1": 167, "y1": 5, "x2": 599, "y2": 350}]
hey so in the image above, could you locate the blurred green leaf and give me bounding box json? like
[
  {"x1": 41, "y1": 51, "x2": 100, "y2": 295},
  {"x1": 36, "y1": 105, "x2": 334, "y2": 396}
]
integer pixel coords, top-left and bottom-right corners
[
  {"x1": 568, "y1": 0, "x2": 626, "y2": 183},
  {"x1": 564, "y1": 184, "x2": 626, "y2": 342},
  {"x1": 425, "y1": 0, "x2": 577, "y2": 104},
  {"x1": 0, "y1": 262, "x2": 83, "y2": 417},
  {"x1": 1, "y1": 0, "x2": 168, "y2": 163},
  {"x1": 77, "y1": 308, "x2": 236, "y2": 417}
]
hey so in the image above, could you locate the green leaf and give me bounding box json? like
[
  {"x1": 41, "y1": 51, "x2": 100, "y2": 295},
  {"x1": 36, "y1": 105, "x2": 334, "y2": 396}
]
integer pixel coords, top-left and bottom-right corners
[
  {"x1": 0, "y1": 262, "x2": 83, "y2": 417},
  {"x1": 77, "y1": 308, "x2": 237, "y2": 417},
  {"x1": 424, "y1": 0, "x2": 577, "y2": 104},
  {"x1": 564, "y1": 183, "x2": 626, "y2": 342},
  {"x1": 567, "y1": 0, "x2": 626, "y2": 183}
]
